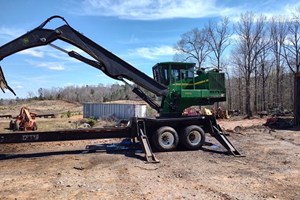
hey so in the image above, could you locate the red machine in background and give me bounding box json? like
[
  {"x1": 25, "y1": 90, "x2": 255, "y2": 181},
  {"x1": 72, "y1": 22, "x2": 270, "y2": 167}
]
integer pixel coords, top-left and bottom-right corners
[{"x1": 9, "y1": 107, "x2": 38, "y2": 131}]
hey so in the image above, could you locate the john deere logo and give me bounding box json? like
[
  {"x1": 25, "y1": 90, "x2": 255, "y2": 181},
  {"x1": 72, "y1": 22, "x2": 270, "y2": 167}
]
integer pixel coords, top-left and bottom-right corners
[{"x1": 22, "y1": 37, "x2": 29, "y2": 45}]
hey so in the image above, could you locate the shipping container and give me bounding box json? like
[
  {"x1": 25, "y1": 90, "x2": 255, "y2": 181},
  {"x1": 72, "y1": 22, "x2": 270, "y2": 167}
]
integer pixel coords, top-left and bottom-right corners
[{"x1": 83, "y1": 103, "x2": 147, "y2": 119}]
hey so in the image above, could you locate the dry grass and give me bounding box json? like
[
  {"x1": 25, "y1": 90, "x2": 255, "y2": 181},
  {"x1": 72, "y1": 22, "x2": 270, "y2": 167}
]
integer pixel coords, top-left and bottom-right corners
[
  {"x1": 0, "y1": 100, "x2": 112, "y2": 132},
  {"x1": 0, "y1": 100, "x2": 82, "y2": 116}
]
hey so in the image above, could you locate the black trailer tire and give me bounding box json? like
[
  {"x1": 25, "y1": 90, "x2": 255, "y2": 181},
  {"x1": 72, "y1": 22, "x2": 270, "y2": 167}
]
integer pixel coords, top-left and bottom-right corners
[
  {"x1": 9, "y1": 120, "x2": 14, "y2": 130},
  {"x1": 152, "y1": 126, "x2": 179, "y2": 151},
  {"x1": 13, "y1": 121, "x2": 19, "y2": 131},
  {"x1": 180, "y1": 125, "x2": 205, "y2": 150}
]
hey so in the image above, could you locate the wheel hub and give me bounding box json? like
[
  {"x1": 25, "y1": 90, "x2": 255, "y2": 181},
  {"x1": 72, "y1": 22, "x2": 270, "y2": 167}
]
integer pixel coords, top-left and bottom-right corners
[
  {"x1": 188, "y1": 131, "x2": 201, "y2": 144},
  {"x1": 159, "y1": 132, "x2": 174, "y2": 147}
]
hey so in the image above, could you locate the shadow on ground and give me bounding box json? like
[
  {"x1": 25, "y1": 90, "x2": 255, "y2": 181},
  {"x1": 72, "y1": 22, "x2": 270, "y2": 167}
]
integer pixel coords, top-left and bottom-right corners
[{"x1": 0, "y1": 140, "x2": 146, "y2": 162}]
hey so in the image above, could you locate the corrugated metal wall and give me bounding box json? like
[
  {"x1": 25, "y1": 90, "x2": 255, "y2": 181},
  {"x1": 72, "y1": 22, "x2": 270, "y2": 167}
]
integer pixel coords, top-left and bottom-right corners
[{"x1": 83, "y1": 103, "x2": 147, "y2": 119}]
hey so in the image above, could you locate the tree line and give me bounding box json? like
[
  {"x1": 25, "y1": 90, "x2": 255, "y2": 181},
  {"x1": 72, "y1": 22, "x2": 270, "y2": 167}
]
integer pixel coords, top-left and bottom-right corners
[
  {"x1": 174, "y1": 8, "x2": 300, "y2": 123},
  {"x1": 0, "y1": 83, "x2": 141, "y2": 105},
  {"x1": 35, "y1": 83, "x2": 142, "y2": 103}
]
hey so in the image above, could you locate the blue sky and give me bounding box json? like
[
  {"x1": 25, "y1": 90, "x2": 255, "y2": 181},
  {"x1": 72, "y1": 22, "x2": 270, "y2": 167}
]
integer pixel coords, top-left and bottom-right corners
[{"x1": 0, "y1": 0, "x2": 299, "y2": 98}]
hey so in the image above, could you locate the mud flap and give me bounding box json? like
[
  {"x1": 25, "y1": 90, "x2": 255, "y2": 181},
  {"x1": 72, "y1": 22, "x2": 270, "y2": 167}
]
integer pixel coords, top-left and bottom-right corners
[{"x1": 211, "y1": 124, "x2": 243, "y2": 157}]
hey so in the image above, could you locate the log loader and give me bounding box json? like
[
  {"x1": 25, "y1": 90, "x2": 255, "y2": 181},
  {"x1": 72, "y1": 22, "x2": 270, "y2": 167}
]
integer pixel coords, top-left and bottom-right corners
[{"x1": 0, "y1": 16, "x2": 241, "y2": 162}]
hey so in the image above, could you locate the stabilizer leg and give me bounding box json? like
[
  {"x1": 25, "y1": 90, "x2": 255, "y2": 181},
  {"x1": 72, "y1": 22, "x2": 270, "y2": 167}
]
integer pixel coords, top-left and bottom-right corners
[
  {"x1": 137, "y1": 120, "x2": 160, "y2": 163},
  {"x1": 211, "y1": 124, "x2": 244, "y2": 157}
]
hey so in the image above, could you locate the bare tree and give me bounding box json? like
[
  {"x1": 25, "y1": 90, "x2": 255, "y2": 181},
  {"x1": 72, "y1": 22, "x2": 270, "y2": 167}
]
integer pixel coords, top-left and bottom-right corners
[
  {"x1": 253, "y1": 33, "x2": 272, "y2": 113},
  {"x1": 235, "y1": 12, "x2": 268, "y2": 117},
  {"x1": 270, "y1": 16, "x2": 288, "y2": 107},
  {"x1": 257, "y1": 47, "x2": 274, "y2": 111},
  {"x1": 207, "y1": 17, "x2": 232, "y2": 70},
  {"x1": 224, "y1": 66, "x2": 232, "y2": 110},
  {"x1": 282, "y1": 7, "x2": 300, "y2": 125},
  {"x1": 230, "y1": 47, "x2": 245, "y2": 112},
  {"x1": 27, "y1": 91, "x2": 35, "y2": 99},
  {"x1": 283, "y1": 10, "x2": 300, "y2": 73},
  {"x1": 175, "y1": 28, "x2": 211, "y2": 68}
]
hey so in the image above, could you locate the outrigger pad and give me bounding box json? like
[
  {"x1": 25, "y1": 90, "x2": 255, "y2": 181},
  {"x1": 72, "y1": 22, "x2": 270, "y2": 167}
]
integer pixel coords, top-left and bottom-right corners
[{"x1": 0, "y1": 66, "x2": 16, "y2": 96}]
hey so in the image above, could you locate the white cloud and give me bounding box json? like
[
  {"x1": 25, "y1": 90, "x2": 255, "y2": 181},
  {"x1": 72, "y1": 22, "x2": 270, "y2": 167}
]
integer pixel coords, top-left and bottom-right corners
[
  {"x1": 48, "y1": 65, "x2": 65, "y2": 71},
  {"x1": 0, "y1": 27, "x2": 25, "y2": 38},
  {"x1": 128, "y1": 45, "x2": 177, "y2": 60},
  {"x1": 72, "y1": 0, "x2": 300, "y2": 22},
  {"x1": 37, "y1": 62, "x2": 65, "y2": 71},
  {"x1": 118, "y1": 35, "x2": 141, "y2": 45},
  {"x1": 14, "y1": 85, "x2": 23, "y2": 89},
  {"x1": 229, "y1": 34, "x2": 240, "y2": 42},
  {"x1": 25, "y1": 60, "x2": 65, "y2": 71},
  {"x1": 10, "y1": 81, "x2": 24, "y2": 90},
  {"x1": 77, "y1": 0, "x2": 234, "y2": 20},
  {"x1": 19, "y1": 49, "x2": 44, "y2": 58}
]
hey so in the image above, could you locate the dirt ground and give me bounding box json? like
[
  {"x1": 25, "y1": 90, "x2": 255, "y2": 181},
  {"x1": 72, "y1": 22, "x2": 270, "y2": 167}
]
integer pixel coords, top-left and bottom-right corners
[{"x1": 0, "y1": 101, "x2": 299, "y2": 200}]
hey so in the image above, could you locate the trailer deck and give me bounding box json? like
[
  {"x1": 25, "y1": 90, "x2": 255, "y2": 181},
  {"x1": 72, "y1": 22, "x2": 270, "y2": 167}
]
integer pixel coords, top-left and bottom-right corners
[
  {"x1": 0, "y1": 116, "x2": 242, "y2": 163},
  {"x1": 0, "y1": 118, "x2": 159, "y2": 163},
  {"x1": 0, "y1": 127, "x2": 131, "y2": 144}
]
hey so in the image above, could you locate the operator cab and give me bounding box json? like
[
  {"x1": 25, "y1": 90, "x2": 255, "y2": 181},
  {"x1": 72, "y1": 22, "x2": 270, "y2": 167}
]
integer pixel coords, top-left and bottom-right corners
[{"x1": 152, "y1": 62, "x2": 196, "y2": 86}]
